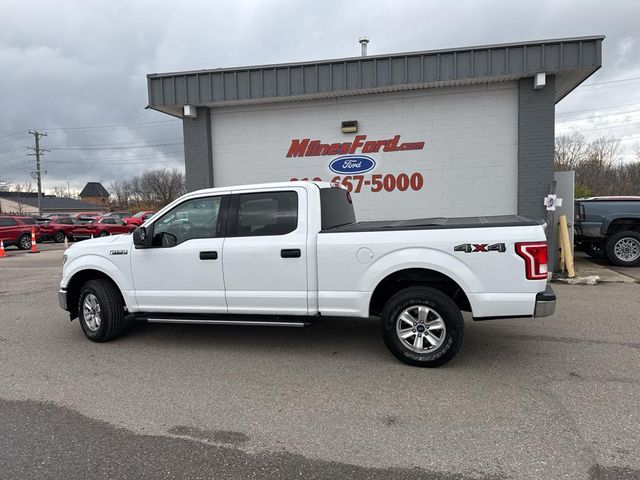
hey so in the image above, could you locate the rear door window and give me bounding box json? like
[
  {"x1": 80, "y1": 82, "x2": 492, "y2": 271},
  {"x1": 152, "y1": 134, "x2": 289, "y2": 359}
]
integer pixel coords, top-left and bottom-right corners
[{"x1": 231, "y1": 191, "x2": 297, "y2": 237}]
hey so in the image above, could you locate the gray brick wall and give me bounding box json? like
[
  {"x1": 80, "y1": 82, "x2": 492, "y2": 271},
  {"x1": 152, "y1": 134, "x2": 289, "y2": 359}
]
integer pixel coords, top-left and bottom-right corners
[
  {"x1": 517, "y1": 76, "x2": 555, "y2": 220},
  {"x1": 182, "y1": 107, "x2": 214, "y2": 192}
]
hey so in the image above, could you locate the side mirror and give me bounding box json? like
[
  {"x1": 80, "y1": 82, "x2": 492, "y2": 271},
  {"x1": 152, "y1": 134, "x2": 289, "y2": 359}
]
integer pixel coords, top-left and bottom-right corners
[{"x1": 132, "y1": 226, "x2": 149, "y2": 248}]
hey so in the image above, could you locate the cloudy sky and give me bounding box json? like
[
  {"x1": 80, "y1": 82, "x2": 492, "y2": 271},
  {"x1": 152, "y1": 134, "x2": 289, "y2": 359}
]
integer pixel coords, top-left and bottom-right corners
[{"x1": 1, "y1": 0, "x2": 639, "y2": 194}]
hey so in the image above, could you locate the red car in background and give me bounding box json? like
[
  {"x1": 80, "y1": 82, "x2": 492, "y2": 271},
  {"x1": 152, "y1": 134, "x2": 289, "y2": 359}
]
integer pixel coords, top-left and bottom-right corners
[
  {"x1": 39, "y1": 217, "x2": 79, "y2": 243},
  {"x1": 122, "y1": 211, "x2": 156, "y2": 226},
  {"x1": 0, "y1": 216, "x2": 41, "y2": 250},
  {"x1": 73, "y1": 217, "x2": 136, "y2": 239}
]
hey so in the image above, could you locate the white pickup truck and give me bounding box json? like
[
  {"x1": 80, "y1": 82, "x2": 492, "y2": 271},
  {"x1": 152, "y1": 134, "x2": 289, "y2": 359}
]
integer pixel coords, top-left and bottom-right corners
[{"x1": 59, "y1": 181, "x2": 555, "y2": 367}]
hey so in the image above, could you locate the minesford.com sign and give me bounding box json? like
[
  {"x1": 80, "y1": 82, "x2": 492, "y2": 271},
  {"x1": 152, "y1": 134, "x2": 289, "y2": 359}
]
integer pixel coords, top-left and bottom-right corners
[{"x1": 287, "y1": 134, "x2": 425, "y2": 193}]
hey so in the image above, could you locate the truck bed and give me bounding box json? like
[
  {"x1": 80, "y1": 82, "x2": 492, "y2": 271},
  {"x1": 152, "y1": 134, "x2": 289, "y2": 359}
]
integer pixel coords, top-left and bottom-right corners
[{"x1": 320, "y1": 215, "x2": 543, "y2": 233}]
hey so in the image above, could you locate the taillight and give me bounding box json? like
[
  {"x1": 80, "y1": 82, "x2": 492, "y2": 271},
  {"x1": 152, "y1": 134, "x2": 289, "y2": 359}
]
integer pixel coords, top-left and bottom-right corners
[{"x1": 515, "y1": 242, "x2": 548, "y2": 280}]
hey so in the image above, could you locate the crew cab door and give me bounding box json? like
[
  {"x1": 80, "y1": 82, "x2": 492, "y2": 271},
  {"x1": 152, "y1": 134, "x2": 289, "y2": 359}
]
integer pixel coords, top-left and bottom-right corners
[
  {"x1": 130, "y1": 194, "x2": 228, "y2": 313},
  {"x1": 223, "y1": 187, "x2": 308, "y2": 315}
]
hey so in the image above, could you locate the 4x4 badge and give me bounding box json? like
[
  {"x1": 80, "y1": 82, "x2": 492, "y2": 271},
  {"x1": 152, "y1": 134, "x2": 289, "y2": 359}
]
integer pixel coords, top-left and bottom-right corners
[{"x1": 454, "y1": 243, "x2": 506, "y2": 253}]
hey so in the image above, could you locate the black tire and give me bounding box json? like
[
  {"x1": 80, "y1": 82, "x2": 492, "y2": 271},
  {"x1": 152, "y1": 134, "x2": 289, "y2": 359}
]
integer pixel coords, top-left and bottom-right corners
[
  {"x1": 605, "y1": 231, "x2": 640, "y2": 267},
  {"x1": 99, "y1": 231, "x2": 110, "y2": 237},
  {"x1": 54, "y1": 231, "x2": 65, "y2": 243},
  {"x1": 77, "y1": 279, "x2": 126, "y2": 342},
  {"x1": 381, "y1": 286, "x2": 464, "y2": 367},
  {"x1": 584, "y1": 242, "x2": 606, "y2": 259},
  {"x1": 17, "y1": 233, "x2": 31, "y2": 250}
]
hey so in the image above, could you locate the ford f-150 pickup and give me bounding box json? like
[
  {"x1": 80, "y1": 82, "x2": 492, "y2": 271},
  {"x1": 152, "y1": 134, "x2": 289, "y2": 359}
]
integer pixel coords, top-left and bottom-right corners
[{"x1": 58, "y1": 181, "x2": 556, "y2": 367}]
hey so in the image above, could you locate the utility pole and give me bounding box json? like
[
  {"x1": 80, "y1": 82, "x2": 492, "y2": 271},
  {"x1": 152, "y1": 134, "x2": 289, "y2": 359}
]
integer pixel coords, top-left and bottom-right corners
[{"x1": 27, "y1": 130, "x2": 49, "y2": 217}]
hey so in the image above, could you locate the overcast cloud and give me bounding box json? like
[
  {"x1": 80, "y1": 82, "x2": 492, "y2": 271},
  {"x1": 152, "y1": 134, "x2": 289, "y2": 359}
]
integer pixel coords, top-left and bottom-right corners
[{"x1": 1, "y1": 0, "x2": 639, "y2": 194}]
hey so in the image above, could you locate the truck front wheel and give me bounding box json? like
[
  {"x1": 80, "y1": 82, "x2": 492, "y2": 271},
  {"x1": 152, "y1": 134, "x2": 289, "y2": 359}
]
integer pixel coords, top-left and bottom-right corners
[
  {"x1": 605, "y1": 231, "x2": 640, "y2": 267},
  {"x1": 77, "y1": 279, "x2": 126, "y2": 342},
  {"x1": 381, "y1": 287, "x2": 464, "y2": 367}
]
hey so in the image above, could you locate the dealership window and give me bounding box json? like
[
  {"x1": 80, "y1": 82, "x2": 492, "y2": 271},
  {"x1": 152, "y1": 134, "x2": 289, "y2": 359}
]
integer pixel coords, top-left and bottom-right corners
[
  {"x1": 234, "y1": 191, "x2": 297, "y2": 237},
  {"x1": 152, "y1": 196, "x2": 222, "y2": 246}
]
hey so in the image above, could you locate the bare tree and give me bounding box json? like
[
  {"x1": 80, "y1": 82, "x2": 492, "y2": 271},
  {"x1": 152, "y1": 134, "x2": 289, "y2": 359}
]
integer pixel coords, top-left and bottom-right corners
[
  {"x1": 555, "y1": 134, "x2": 640, "y2": 196},
  {"x1": 51, "y1": 184, "x2": 69, "y2": 197},
  {"x1": 555, "y1": 132, "x2": 588, "y2": 170},
  {"x1": 11, "y1": 181, "x2": 36, "y2": 214},
  {"x1": 108, "y1": 169, "x2": 186, "y2": 211}
]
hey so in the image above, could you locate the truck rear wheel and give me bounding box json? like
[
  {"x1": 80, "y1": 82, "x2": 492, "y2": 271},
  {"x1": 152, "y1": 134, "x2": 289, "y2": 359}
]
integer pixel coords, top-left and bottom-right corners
[
  {"x1": 77, "y1": 279, "x2": 126, "y2": 342},
  {"x1": 381, "y1": 286, "x2": 464, "y2": 367},
  {"x1": 605, "y1": 231, "x2": 640, "y2": 267}
]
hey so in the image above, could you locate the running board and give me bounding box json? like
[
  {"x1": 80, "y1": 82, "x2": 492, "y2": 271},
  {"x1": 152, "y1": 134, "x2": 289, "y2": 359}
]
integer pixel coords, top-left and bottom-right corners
[
  {"x1": 147, "y1": 318, "x2": 308, "y2": 327},
  {"x1": 141, "y1": 313, "x2": 312, "y2": 327}
]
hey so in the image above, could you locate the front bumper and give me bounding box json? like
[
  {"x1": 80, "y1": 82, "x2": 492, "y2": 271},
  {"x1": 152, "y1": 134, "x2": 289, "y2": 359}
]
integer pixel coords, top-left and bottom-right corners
[
  {"x1": 534, "y1": 285, "x2": 556, "y2": 317},
  {"x1": 58, "y1": 288, "x2": 68, "y2": 311}
]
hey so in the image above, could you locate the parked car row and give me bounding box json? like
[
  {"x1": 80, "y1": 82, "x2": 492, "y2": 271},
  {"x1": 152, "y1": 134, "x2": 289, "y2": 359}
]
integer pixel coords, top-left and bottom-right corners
[
  {"x1": 39, "y1": 217, "x2": 137, "y2": 242},
  {"x1": 0, "y1": 213, "x2": 145, "y2": 249}
]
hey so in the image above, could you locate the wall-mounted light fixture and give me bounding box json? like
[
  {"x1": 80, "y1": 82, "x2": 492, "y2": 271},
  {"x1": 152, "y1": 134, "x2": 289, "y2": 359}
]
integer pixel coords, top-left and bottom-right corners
[
  {"x1": 341, "y1": 120, "x2": 358, "y2": 133},
  {"x1": 533, "y1": 72, "x2": 546, "y2": 90},
  {"x1": 183, "y1": 105, "x2": 198, "y2": 118}
]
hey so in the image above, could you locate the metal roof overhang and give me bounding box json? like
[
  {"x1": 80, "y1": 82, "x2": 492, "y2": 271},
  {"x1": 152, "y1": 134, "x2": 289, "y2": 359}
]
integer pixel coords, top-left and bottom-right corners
[{"x1": 147, "y1": 36, "x2": 604, "y2": 117}]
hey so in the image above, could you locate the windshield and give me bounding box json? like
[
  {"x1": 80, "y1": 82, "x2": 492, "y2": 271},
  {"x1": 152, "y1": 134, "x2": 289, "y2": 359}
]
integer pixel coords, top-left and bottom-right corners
[
  {"x1": 320, "y1": 187, "x2": 356, "y2": 230},
  {"x1": 133, "y1": 211, "x2": 146, "y2": 218}
]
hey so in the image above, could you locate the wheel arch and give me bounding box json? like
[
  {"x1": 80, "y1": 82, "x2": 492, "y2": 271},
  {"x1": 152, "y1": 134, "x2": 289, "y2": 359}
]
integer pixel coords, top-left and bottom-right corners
[
  {"x1": 66, "y1": 269, "x2": 127, "y2": 320},
  {"x1": 601, "y1": 215, "x2": 640, "y2": 236},
  {"x1": 369, "y1": 267, "x2": 471, "y2": 317}
]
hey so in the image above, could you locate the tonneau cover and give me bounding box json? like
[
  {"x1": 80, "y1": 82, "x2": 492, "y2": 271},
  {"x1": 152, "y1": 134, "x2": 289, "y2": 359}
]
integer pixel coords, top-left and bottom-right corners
[{"x1": 320, "y1": 215, "x2": 543, "y2": 233}]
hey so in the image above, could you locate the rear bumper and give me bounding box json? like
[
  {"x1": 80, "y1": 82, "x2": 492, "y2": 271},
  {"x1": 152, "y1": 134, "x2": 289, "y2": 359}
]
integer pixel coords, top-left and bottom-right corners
[
  {"x1": 534, "y1": 285, "x2": 556, "y2": 317},
  {"x1": 58, "y1": 288, "x2": 68, "y2": 311}
]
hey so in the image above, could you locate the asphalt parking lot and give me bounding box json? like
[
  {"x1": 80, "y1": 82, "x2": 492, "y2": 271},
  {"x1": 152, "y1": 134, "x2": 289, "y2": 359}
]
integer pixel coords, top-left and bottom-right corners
[{"x1": 0, "y1": 245, "x2": 638, "y2": 480}]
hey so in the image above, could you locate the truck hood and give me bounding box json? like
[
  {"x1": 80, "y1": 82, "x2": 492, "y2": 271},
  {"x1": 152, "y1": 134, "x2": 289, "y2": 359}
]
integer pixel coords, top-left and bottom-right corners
[{"x1": 65, "y1": 234, "x2": 133, "y2": 254}]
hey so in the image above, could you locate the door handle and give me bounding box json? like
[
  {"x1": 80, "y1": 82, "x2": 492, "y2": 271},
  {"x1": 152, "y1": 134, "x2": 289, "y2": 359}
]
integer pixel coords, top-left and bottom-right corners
[
  {"x1": 281, "y1": 248, "x2": 301, "y2": 258},
  {"x1": 199, "y1": 251, "x2": 218, "y2": 260}
]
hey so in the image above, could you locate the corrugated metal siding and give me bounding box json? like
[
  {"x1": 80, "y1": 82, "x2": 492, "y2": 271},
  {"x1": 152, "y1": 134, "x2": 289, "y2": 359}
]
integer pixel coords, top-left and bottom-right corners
[{"x1": 147, "y1": 36, "x2": 603, "y2": 111}]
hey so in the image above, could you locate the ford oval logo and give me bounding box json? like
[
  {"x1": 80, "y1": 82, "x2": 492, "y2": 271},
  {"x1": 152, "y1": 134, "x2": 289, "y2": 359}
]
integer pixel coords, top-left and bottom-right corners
[{"x1": 329, "y1": 155, "x2": 376, "y2": 174}]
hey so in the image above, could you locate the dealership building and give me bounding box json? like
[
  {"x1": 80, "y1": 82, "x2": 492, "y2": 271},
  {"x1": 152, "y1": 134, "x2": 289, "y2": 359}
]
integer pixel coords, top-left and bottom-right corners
[{"x1": 146, "y1": 36, "x2": 603, "y2": 221}]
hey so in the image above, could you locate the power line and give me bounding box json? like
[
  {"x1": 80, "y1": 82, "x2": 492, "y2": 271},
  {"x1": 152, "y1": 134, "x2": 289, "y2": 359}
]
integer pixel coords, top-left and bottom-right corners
[
  {"x1": 50, "y1": 142, "x2": 183, "y2": 151},
  {"x1": 0, "y1": 131, "x2": 26, "y2": 141},
  {"x1": 41, "y1": 118, "x2": 179, "y2": 132},
  {"x1": 0, "y1": 147, "x2": 27, "y2": 159},
  {"x1": 1, "y1": 164, "x2": 31, "y2": 174},
  {"x1": 580, "y1": 76, "x2": 640, "y2": 87},
  {"x1": 556, "y1": 109, "x2": 640, "y2": 124},
  {"x1": 45, "y1": 158, "x2": 183, "y2": 165},
  {"x1": 557, "y1": 102, "x2": 640, "y2": 117},
  {"x1": 557, "y1": 120, "x2": 640, "y2": 133}
]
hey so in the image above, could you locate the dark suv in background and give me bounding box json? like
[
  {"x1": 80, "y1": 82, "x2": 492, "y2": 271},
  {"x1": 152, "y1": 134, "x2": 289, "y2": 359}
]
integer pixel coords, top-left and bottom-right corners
[{"x1": 575, "y1": 196, "x2": 640, "y2": 267}]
